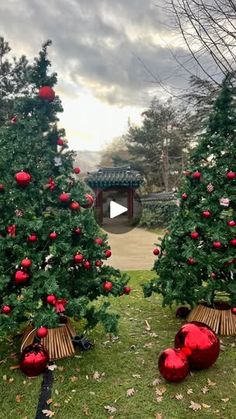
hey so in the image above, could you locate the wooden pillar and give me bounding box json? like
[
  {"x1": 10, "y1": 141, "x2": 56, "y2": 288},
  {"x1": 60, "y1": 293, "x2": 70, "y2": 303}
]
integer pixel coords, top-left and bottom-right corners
[
  {"x1": 95, "y1": 188, "x2": 103, "y2": 224},
  {"x1": 127, "y1": 188, "x2": 134, "y2": 220}
]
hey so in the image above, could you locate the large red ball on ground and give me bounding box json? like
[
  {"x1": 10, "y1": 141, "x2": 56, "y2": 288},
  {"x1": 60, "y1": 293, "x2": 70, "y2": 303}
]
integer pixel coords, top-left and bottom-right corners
[
  {"x1": 15, "y1": 171, "x2": 31, "y2": 187},
  {"x1": 174, "y1": 322, "x2": 220, "y2": 369},
  {"x1": 20, "y1": 343, "x2": 49, "y2": 377},
  {"x1": 158, "y1": 348, "x2": 189, "y2": 382},
  {"x1": 38, "y1": 86, "x2": 55, "y2": 102}
]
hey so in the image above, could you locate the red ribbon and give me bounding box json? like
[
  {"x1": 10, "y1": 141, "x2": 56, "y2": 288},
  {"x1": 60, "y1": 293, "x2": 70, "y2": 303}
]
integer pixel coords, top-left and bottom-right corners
[
  {"x1": 55, "y1": 298, "x2": 67, "y2": 313},
  {"x1": 48, "y1": 177, "x2": 56, "y2": 191},
  {"x1": 6, "y1": 224, "x2": 16, "y2": 237}
]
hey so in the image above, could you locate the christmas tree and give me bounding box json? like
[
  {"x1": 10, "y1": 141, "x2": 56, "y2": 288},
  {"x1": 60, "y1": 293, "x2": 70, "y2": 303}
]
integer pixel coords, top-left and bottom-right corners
[
  {"x1": 0, "y1": 41, "x2": 129, "y2": 338},
  {"x1": 144, "y1": 75, "x2": 236, "y2": 309}
]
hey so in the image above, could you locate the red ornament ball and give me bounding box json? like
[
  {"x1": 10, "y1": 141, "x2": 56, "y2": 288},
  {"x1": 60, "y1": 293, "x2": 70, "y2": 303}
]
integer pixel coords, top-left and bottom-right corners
[
  {"x1": 94, "y1": 237, "x2": 103, "y2": 245},
  {"x1": 2, "y1": 305, "x2": 11, "y2": 314},
  {"x1": 14, "y1": 270, "x2": 29, "y2": 285},
  {"x1": 231, "y1": 307, "x2": 236, "y2": 315},
  {"x1": 229, "y1": 238, "x2": 236, "y2": 246},
  {"x1": 202, "y1": 210, "x2": 211, "y2": 218},
  {"x1": 174, "y1": 322, "x2": 220, "y2": 369},
  {"x1": 105, "y1": 249, "x2": 112, "y2": 258},
  {"x1": 192, "y1": 171, "x2": 201, "y2": 180},
  {"x1": 11, "y1": 116, "x2": 17, "y2": 124},
  {"x1": 227, "y1": 220, "x2": 236, "y2": 227},
  {"x1": 46, "y1": 295, "x2": 56, "y2": 305},
  {"x1": 227, "y1": 171, "x2": 236, "y2": 180},
  {"x1": 123, "y1": 286, "x2": 132, "y2": 295},
  {"x1": 74, "y1": 167, "x2": 81, "y2": 174},
  {"x1": 74, "y1": 253, "x2": 84, "y2": 264},
  {"x1": 83, "y1": 260, "x2": 91, "y2": 270},
  {"x1": 187, "y1": 257, "x2": 196, "y2": 265},
  {"x1": 181, "y1": 193, "x2": 188, "y2": 200},
  {"x1": 38, "y1": 86, "x2": 55, "y2": 102},
  {"x1": 21, "y1": 258, "x2": 32, "y2": 268},
  {"x1": 153, "y1": 247, "x2": 160, "y2": 255},
  {"x1": 103, "y1": 281, "x2": 113, "y2": 292},
  {"x1": 0, "y1": 183, "x2": 4, "y2": 192},
  {"x1": 95, "y1": 260, "x2": 103, "y2": 267},
  {"x1": 59, "y1": 192, "x2": 70, "y2": 202},
  {"x1": 70, "y1": 201, "x2": 80, "y2": 211},
  {"x1": 158, "y1": 348, "x2": 189, "y2": 382},
  {"x1": 20, "y1": 343, "x2": 49, "y2": 377},
  {"x1": 74, "y1": 227, "x2": 81, "y2": 235},
  {"x1": 57, "y1": 137, "x2": 64, "y2": 146},
  {"x1": 49, "y1": 231, "x2": 57, "y2": 240},
  {"x1": 15, "y1": 171, "x2": 31, "y2": 187},
  {"x1": 210, "y1": 272, "x2": 217, "y2": 280},
  {"x1": 37, "y1": 326, "x2": 48, "y2": 339},
  {"x1": 190, "y1": 231, "x2": 199, "y2": 239},
  {"x1": 82, "y1": 193, "x2": 94, "y2": 208},
  {"x1": 28, "y1": 233, "x2": 38, "y2": 242},
  {"x1": 213, "y1": 241, "x2": 222, "y2": 249}
]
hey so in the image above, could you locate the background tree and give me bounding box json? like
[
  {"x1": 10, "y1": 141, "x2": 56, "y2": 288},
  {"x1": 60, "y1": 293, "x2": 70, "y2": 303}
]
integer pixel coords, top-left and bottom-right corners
[
  {"x1": 144, "y1": 75, "x2": 236, "y2": 308},
  {"x1": 0, "y1": 41, "x2": 128, "y2": 338},
  {"x1": 100, "y1": 137, "x2": 131, "y2": 168},
  {"x1": 124, "y1": 98, "x2": 191, "y2": 192}
]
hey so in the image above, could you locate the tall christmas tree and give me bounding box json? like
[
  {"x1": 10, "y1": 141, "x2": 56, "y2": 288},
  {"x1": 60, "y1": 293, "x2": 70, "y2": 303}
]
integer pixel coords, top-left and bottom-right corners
[
  {"x1": 0, "y1": 41, "x2": 129, "y2": 339},
  {"x1": 144, "y1": 75, "x2": 236, "y2": 310}
]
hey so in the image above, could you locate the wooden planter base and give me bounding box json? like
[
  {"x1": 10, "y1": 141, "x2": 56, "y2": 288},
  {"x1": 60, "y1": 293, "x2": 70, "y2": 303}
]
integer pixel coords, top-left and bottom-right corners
[
  {"x1": 21, "y1": 318, "x2": 77, "y2": 360},
  {"x1": 187, "y1": 304, "x2": 236, "y2": 336}
]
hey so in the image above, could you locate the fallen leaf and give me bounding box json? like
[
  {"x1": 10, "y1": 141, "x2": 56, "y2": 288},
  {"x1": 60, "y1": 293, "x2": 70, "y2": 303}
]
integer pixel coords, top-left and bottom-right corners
[
  {"x1": 82, "y1": 404, "x2": 90, "y2": 416},
  {"x1": 155, "y1": 414, "x2": 162, "y2": 419},
  {"x1": 202, "y1": 386, "x2": 209, "y2": 394},
  {"x1": 144, "y1": 320, "x2": 151, "y2": 331},
  {"x1": 8, "y1": 378, "x2": 14, "y2": 383},
  {"x1": 132, "y1": 374, "x2": 141, "y2": 379},
  {"x1": 221, "y1": 398, "x2": 229, "y2": 403},
  {"x1": 70, "y1": 376, "x2": 78, "y2": 382},
  {"x1": 47, "y1": 399, "x2": 53, "y2": 405},
  {"x1": 127, "y1": 388, "x2": 135, "y2": 397},
  {"x1": 175, "y1": 393, "x2": 183, "y2": 400},
  {"x1": 42, "y1": 409, "x2": 55, "y2": 417},
  {"x1": 207, "y1": 378, "x2": 216, "y2": 386},
  {"x1": 93, "y1": 371, "x2": 101, "y2": 381},
  {"x1": 47, "y1": 365, "x2": 57, "y2": 371},
  {"x1": 10, "y1": 365, "x2": 20, "y2": 370},
  {"x1": 16, "y1": 394, "x2": 23, "y2": 403},
  {"x1": 202, "y1": 403, "x2": 211, "y2": 409},
  {"x1": 144, "y1": 342, "x2": 153, "y2": 349},
  {"x1": 3, "y1": 375, "x2": 7, "y2": 381},
  {"x1": 156, "y1": 396, "x2": 163, "y2": 403},
  {"x1": 152, "y1": 378, "x2": 162, "y2": 386},
  {"x1": 53, "y1": 403, "x2": 61, "y2": 408},
  {"x1": 187, "y1": 388, "x2": 193, "y2": 395},
  {"x1": 55, "y1": 389, "x2": 59, "y2": 396},
  {"x1": 104, "y1": 405, "x2": 117, "y2": 414},
  {"x1": 156, "y1": 386, "x2": 166, "y2": 396},
  {"x1": 57, "y1": 366, "x2": 65, "y2": 372},
  {"x1": 189, "y1": 401, "x2": 201, "y2": 411}
]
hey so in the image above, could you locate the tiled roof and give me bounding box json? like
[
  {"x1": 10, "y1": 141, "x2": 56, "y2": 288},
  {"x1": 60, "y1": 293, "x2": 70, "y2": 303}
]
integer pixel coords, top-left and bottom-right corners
[{"x1": 86, "y1": 167, "x2": 143, "y2": 188}]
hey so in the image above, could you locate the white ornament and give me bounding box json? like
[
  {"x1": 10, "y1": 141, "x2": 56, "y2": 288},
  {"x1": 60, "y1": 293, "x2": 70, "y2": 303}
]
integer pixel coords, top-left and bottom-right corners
[
  {"x1": 54, "y1": 157, "x2": 62, "y2": 166},
  {"x1": 220, "y1": 197, "x2": 230, "y2": 207}
]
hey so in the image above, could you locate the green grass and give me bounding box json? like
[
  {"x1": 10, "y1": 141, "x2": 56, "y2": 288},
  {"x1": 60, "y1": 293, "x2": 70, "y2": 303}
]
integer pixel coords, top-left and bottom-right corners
[{"x1": 1, "y1": 271, "x2": 236, "y2": 418}]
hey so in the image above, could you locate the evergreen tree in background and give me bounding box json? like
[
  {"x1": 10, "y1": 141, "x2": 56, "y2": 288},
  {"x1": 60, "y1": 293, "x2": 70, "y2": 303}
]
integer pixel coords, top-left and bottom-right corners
[
  {"x1": 144, "y1": 75, "x2": 236, "y2": 309},
  {"x1": 0, "y1": 41, "x2": 128, "y2": 338}
]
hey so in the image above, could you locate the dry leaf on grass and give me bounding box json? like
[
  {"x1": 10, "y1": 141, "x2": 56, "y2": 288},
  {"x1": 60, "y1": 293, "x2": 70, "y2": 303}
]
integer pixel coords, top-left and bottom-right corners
[
  {"x1": 155, "y1": 414, "x2": 162, "y2": 419},
  {"x1": 202, "y1": 386, "x2": 209, "y2": 394},
  {"x1": 156, "y1": 386, "x2": 166, "y2": 396},
  {"x1": 47, "y1": 399, "x2": 53, "y2": 405},
  {"x1": 189, "y1": 401, "x2": 202, "y2": 411},
  {"x1": 42, "y1": 409, "x2": 55, "y2": 417},
  {"x1": 16, "y1": 394, "x2": 23, "y2": 403},
  {"x1": 70, "y1": 376, "x2": 78, "y2": 382},
  {"x1": 132, "y1": 374, "x2": 141, "y2": 379},
  {"x1": 221, "y1": 398, "x2": 229, "y2": 403},
  {"x1": 93, "y1": 371, "x2": 101, "y2": 380},
  {"x1": 57, "y1": 366, "x2": 65, "y2": 372},
  {"x1": 8, "y1": 378, "x2": 14, "y2": 383},
  {"x1": 3, "y1": 375, "x2": 7, "y2": 381},
  {"x1": 127, "y1": 388, "x2": 135, "y2": 397},
  {"x1": 144, "y1": 320, "x2": 151, "y2": 331},
  {"x1": 175, "y1": 393, "x2": 183, "y2": 400},
  {"x1": 202, "y1": 403, "x2": 211, "y2": 409},
  {"x1": 47, "y1": 364, "x2": 57, "y2": 371},
  {"x1": 156, "y1": 396, "x2": 163, "y2": 403},
  {"x1": 187, "y1": 388, "x2": 193, "y2": 395},
  {"x1": 207, "y1": 378, "x2": 216, "y2": 386},
  {"x1": 104, "y1": 405, "x2": 117, "y2": 414},
  {"x1": 152, "y1": 378, "x2": 162, "y2": 386},
  {"x1": 55, "y1": 389, "x2": 59, "y2": 396},
  {"x1": 82, "y1": 404, "x2": 90, "y2": 416}
]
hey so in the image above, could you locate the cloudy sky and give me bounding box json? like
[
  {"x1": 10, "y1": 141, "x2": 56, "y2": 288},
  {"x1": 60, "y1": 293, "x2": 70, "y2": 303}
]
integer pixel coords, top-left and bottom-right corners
[{"x1": 0, "y1": 0, "x2": 191, "y2": 151}]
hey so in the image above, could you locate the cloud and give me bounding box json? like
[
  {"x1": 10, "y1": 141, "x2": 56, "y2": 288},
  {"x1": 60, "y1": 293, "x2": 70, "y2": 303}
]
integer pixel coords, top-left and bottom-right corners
[{"x1": 0, "y1": 0, "x2": 192, "y2": 106}]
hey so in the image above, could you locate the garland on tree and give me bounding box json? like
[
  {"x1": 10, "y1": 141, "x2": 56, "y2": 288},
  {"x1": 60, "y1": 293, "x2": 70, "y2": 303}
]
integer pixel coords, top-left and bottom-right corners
[{"x1": 144, "y1": 74, "x2": 236, "y2": 310}]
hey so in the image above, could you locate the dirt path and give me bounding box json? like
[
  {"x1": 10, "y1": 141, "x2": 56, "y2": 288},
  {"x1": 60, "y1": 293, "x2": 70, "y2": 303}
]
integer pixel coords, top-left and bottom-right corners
[{"x1": 104, "y1": 225, "x2": 160, "y2": 270}]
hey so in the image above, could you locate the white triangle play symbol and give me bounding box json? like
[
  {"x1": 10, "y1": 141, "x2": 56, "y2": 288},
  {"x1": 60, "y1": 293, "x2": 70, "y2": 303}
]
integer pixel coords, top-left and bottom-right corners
[{"x1": 110, "y1": 201, "x2": 128, "y2": 219}]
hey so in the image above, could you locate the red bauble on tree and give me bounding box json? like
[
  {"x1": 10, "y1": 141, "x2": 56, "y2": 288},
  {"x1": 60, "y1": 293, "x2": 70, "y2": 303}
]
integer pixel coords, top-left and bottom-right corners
[
  {"x1": 38, "y1": 86, "x2": 55, "y2": 102},
  {"x1": 190, "y1": 231, "x2": 199, "y2": 239},
  {"x1": 20, "y1": 343, "x2": 49, "y2": 377},
  {"x1": 0, "y1": 183, "x2": 4, "y2": 192},
  {"x1": 226, "y1": 171, "x2": 236, "y2": 180},
  {"x1": 74, "y1": 167, "x2": 81, "y2": 174},
  {"x1": 231, "y1": 307, "x2": 236, "y2": 315},
  {"x1": 174, "y1": 322, "x2": 220, "y2": 369},
  {"x1": 14, "y1": 270, "x2": 30, "y2": 285},
  {"x1": 229, "y1": 238, "x2": 236, "y2": 246},
  {"x1": 181, "y1": 193, "x2": 188, "y2": 200},
  {"x1": 46, "y1": 295, "x2": 56, "y2": 305},
  {"x1": 103, "y1": 281, "x2": 113, "y2": 292},
  {"x1": 21, "y1": 258, "x2": 32, "y2": 268},
  {"x1": 1, "y1": 305, "x2": 11, "y2": 314},
  {"x1": 74, "y1": 227, "x2": 81, "y2": 235},
  {"x1": 82, "y1": 193, "x2": 94, "y2": 208},
  {"x1": 104, "y1": 249, "x2": 112, "y2": 258},
  {"x1": 49, "y1": 231, "x2": 57, "y2": 240},
  {"x1": 83, "y1": 260, "x2": 91, "y2": 270},
  {"x1": 95, "y1": 260, "x2": 103, "y2": 267},
  {"x1": 57, "y1": 137, "x2": 64, "y2": 146},
  {"x1": 70, "y1": 201, "x2": 80, "y2": 211},
  {"x1": 59, "y1": 192, "x2": 70, "y2": 202},
  {"x1": 213, "y1": 241, "x2": 222, "y2": 249},
  {"x1": 15, "y1": 171, "x2": 31, "y2": 187},
  {"x1": 74, "y1": 253, "x2": 84, "y2": 264},
  {"x1": 187, "y1": 257, "x2": 196, "y2": 265},
  {"x1": 158, "y1": 348, "x2": 189, "y2": 382},
  {"x1": 27, "y1": 233, "x2": 38, "y2": 242},
  {"x1": 227, "y1": 220, "x2": 236, "y2": 227},
  {"x1": 202, "y1": 210, "x2": 211, "y2": 218},
  {"x1": 123, "y1": 286, "x2": 132, "y2": 295},
  {"x1": 192, "y1": 170, "x2": 201, "y2": 180},
  {"x1": 94, "y1": 237, "x2": 103, "y2": 245},
  {"x1": 37, "y1": 326, "x2": 48, "y2": 339},
  {"x1": 153, "y1": 248, "x2": 160, "y2": 255}
]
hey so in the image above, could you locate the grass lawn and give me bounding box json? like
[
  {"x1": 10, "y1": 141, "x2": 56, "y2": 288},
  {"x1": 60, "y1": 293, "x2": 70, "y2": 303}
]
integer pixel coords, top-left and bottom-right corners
[{"x1": 0, "y1": 270, "x2": 236, "y2": 419}]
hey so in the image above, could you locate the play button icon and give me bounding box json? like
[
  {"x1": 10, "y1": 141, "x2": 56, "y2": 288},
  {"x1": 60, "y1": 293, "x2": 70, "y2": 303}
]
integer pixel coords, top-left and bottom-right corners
[{"x1": 110, "y1": 201, "x2": 127, "y2": 218}]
